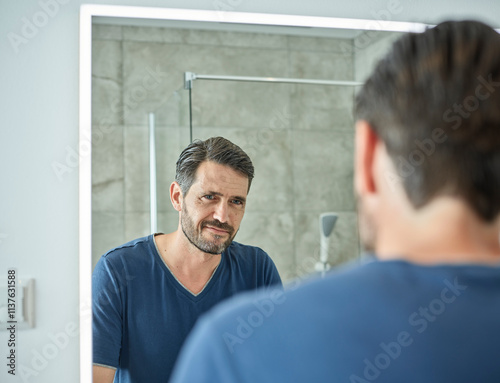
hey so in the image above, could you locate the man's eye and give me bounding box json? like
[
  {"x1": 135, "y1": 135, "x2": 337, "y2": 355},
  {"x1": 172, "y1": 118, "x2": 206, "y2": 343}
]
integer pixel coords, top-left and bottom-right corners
[
  {"x1": 231, "y1": 199, "x2": 243, "y2": 205},
  {"x1": 203, "y1": 195, "x2": 214, "y2": 200}
]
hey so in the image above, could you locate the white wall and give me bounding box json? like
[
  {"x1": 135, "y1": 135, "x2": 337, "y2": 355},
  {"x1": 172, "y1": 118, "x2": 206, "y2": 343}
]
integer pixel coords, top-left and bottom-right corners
[{"x1": 1, "y1": 0, "x2": 499, "y2": 381}]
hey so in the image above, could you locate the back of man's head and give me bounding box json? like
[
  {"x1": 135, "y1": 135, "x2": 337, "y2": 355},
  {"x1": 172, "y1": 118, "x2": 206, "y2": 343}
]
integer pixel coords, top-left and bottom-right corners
[{"x1": 355, "y1": 20, "x2": 500, "y2": 222}]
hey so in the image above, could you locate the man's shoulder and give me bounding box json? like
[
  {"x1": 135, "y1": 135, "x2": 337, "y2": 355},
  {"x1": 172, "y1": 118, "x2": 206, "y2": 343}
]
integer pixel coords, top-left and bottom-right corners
[
  {"x1": 207, "y1": 258, "x2": 411, "y2": 320},
  {"x1": 101, "y1": 235, "x2": 154, "y2": 263},
  {"x1": 208, "y1": 257, "x2": 500, "y2": 333},
  {"x1": 265, "y1": 257, "x2": 500, "y2": 310}
]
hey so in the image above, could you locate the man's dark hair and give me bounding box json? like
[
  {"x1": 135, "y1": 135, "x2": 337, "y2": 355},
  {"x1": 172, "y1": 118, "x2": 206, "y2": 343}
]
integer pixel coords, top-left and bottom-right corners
[
  {"x1": 355, "y1": 20, "x2": 500, "y2": 222},
  {"x1": 175, "y1": 136, "x2": 254, "y2": 195}
]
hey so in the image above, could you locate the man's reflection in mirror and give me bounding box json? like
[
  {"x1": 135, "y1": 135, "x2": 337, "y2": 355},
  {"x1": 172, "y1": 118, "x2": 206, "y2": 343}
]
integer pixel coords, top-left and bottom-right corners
[{"x1": 92, "y1": 137, "x2": 282, "y2": 382}]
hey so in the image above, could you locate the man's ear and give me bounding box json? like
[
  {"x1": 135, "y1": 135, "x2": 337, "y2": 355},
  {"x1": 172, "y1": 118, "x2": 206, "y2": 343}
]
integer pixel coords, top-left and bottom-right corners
[
  {"x1": 354, "y1": 120, "x2": 380, "y2": 197},
  {"x1": 170, "y1": 182, "x2": 183, "y2": 212}
]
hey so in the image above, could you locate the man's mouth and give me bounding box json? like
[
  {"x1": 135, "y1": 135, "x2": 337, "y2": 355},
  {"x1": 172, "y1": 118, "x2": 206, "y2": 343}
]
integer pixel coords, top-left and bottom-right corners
[
  {"x1": 202, "y1": 221, "x2": 233, "y2": 235},
  {"x1": 205, "y1": 226, "x2": 229, "y2": 234}
]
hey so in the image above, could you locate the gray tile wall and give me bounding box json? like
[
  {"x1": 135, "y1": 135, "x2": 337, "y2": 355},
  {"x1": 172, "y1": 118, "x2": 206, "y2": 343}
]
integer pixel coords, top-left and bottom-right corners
[{"x1": 91, "y1": 24, "x2": 385, "y2": 281}]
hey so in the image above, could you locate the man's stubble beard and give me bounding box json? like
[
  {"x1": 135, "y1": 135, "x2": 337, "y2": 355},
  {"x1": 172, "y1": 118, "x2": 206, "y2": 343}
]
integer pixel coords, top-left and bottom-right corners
[{"x1": 181, "y1": 204, "x2": 237, "y2": 255}]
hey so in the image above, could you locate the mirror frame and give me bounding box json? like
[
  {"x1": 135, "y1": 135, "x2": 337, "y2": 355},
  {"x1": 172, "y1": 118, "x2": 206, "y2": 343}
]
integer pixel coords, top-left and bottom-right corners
[{"x1": 78, "y1": 4, "x2": 428, "y2": 381}]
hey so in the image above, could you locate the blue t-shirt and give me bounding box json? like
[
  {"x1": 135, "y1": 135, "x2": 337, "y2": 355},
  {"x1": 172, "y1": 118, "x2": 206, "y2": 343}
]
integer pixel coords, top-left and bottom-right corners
[
  {"x1": 92, "y1": 234, "x2": 282, "y2": 382},
  {"x1": 171, "y1": 257, "x2": 500, "y2": 383}
]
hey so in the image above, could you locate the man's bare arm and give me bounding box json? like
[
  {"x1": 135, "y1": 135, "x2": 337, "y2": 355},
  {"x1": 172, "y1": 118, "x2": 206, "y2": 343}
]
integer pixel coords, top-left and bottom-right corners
[{"x1": 93, "y1": 365, "x2": 116, "y2": 383}]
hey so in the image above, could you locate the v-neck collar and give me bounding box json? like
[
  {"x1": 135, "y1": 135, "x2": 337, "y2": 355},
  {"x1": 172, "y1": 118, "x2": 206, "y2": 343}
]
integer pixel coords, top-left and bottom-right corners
[{"x1": 152, "y1": 233, "x2": 223, "y2": 298}]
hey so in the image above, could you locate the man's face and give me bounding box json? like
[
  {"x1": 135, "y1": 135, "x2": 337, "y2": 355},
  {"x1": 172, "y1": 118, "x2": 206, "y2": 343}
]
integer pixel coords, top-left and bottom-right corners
[{"x1": 180, "y1": 161, "x2": 248, "y2": 255}]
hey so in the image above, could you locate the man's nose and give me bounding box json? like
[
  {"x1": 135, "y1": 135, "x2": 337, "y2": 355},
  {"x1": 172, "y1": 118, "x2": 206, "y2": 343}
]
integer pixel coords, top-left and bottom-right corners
[{"x1": 213, "y1": 201, "x2": 229, "y2": 223}]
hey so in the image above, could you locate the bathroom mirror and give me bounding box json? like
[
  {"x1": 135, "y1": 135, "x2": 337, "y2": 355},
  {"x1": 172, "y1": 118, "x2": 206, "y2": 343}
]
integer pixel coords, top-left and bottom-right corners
[{"x1": 80, "y1": 5, "x2": 428, "y2": 381}]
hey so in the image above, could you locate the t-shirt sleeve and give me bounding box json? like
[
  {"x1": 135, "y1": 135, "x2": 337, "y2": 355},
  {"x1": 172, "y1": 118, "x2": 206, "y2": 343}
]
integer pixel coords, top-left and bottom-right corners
[
  {"x1": 261, "y1": 250, "x2": 283, "y2": 288},
  {"x1": 92, "y1": 255, "x2": 124, "y2": 368}
]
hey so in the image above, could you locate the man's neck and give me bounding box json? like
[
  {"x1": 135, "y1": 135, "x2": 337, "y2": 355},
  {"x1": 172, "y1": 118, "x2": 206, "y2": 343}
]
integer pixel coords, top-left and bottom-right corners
[
  {"x1": 154, "y1": 231, "x2": 221, "y2": 294},
  {"x1": 375, "y1": 198, "x2": 500, "y2": 265}
]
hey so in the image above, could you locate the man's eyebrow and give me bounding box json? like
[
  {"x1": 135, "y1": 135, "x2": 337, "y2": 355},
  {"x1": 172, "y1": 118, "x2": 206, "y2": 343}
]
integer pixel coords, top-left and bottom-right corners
[
  {"x1": 206, "y1": 190, "x2": 223, "y2": 197},
  {"x1": 206, "y1": 190, "x2": 246, "y2": 203}
]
